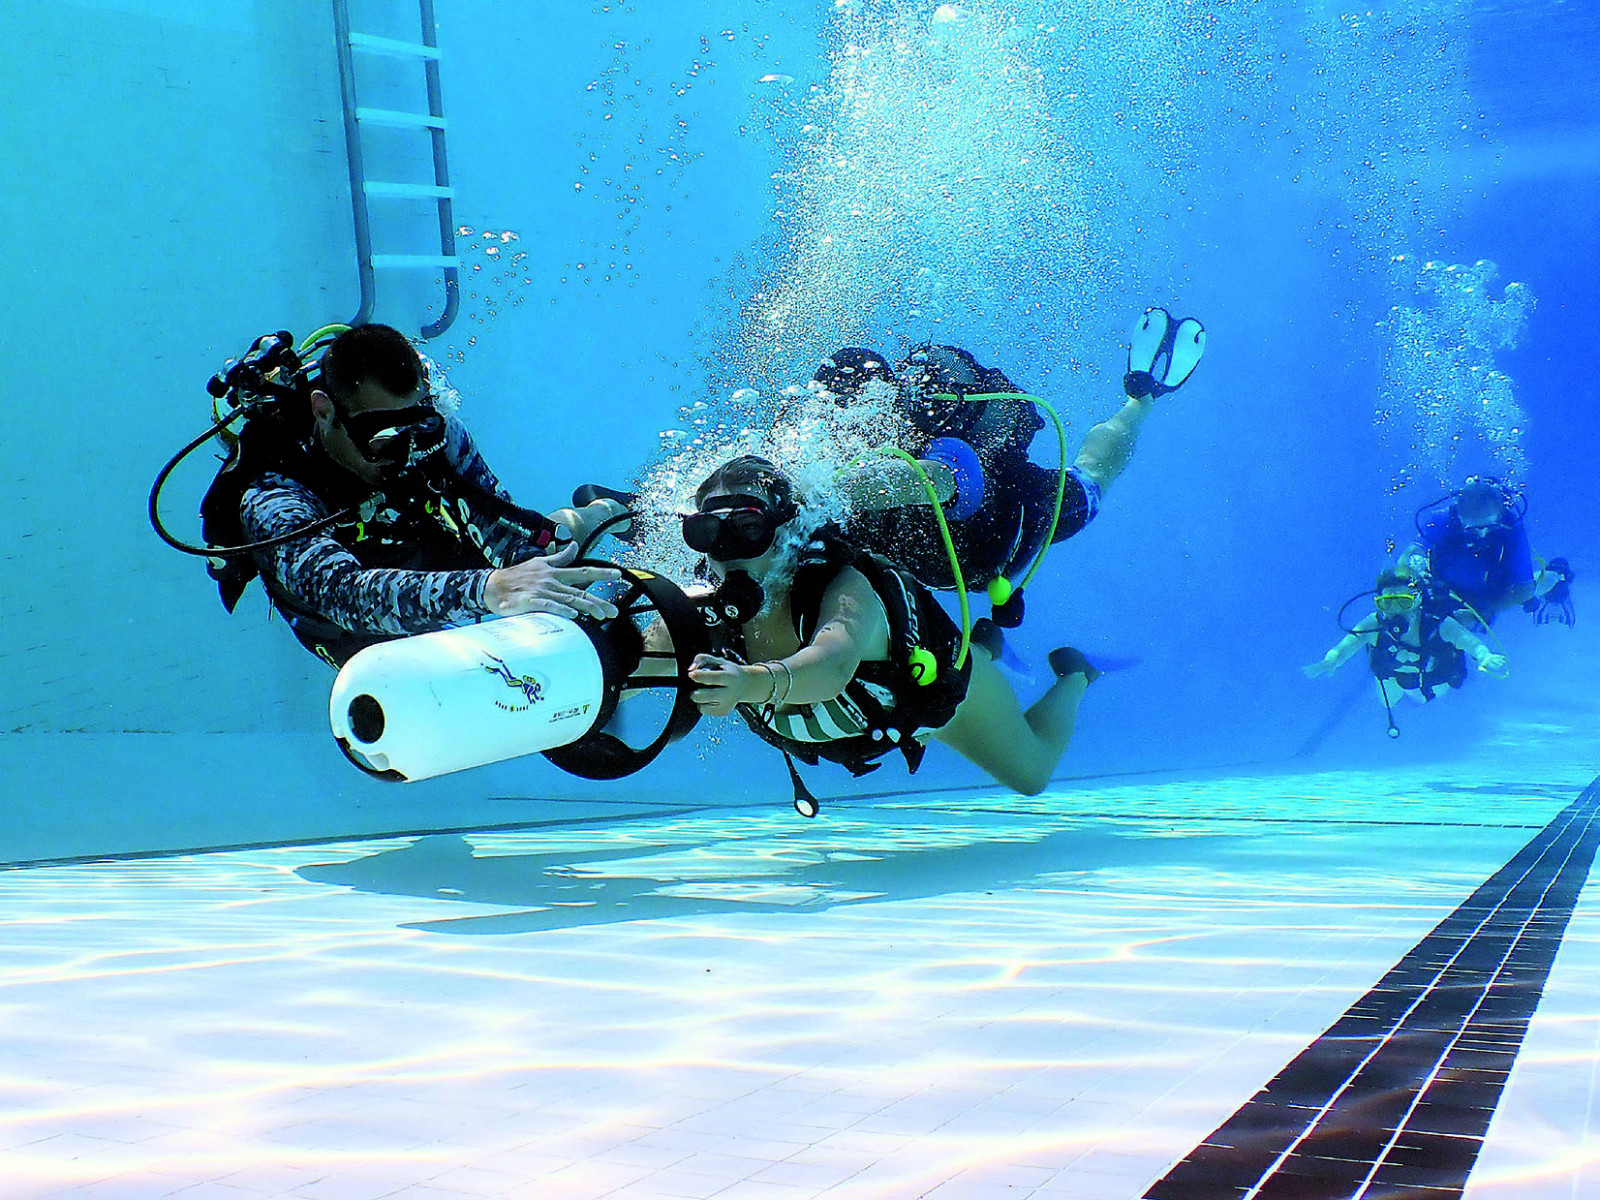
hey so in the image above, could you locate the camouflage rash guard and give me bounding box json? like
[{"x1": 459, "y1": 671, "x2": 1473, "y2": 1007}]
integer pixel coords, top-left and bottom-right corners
[{"x1": 238, "y1": 411, "x2": 546, "y2": 643}]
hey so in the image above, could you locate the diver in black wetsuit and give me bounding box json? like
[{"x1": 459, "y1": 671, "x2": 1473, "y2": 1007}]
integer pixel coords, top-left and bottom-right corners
[
  {"x1": 196, "y1": 324, "x2": 628, "y2": 666},
  {"x1": 808, "y1": 308, "x2": 1205, "y2": 628}
]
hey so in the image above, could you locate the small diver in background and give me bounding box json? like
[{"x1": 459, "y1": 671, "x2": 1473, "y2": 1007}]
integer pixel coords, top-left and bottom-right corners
[
  {"x1": 1400, "y1": 475, "x2": 1574, "y2": 624},
  {"x1": 1304, "y1": 566, "x2": 1508, "y2": 737}
]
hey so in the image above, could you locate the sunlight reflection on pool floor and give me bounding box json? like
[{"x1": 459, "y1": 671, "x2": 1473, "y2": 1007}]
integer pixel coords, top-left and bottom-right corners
[{"x1": 1, "y1": 759, "x2": 1597, "y2": 1199}]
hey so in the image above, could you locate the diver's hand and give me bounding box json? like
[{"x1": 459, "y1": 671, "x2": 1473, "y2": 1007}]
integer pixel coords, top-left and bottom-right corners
[
  {"x1": 485, "y1": 543, "x2": 621, "y2": 620},
  {"x1": 688, "y1": 653, "x2": 770, "y2": 716},
  {"x1": 1303, "y1": 656, "x2": 1338, "y2": 679},
  {"x1": 1477, "y1": 652, "x2": 1509, "y2": 676}
]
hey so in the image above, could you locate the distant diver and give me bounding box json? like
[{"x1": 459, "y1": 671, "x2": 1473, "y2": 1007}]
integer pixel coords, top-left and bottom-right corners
[
  {"x1": 1399, "y1": 475, "x2": 1574, "y2": 624},
  {"x1": 1305, "y1": 565, "x2": 1507, "y2": 737}
]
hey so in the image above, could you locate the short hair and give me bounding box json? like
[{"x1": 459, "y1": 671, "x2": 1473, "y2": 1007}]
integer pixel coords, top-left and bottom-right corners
[
  {"x1": 694, "y1": 455, "x2": 800, "y2": 515},
  {"x1": 1455, "y1": 479, "x2": 1508, "y2": 525},
  {"x1": 1375, "y1": 567, "x2": 1412, "y2": 591},
  {"x1": 318, "y1": 324, "x2": 424, "y2": 406}
]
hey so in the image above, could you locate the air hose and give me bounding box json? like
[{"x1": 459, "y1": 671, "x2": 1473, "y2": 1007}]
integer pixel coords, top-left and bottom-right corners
[
  {"x1": 948, "y1": 391, "x2": 1071, "y2": 601},
  {"x1": 842, "y1": 388, "x2": 1073, "y2": 662},
  {"x1": 877, "y1": 447, "x2": 972, "y2": 669}
]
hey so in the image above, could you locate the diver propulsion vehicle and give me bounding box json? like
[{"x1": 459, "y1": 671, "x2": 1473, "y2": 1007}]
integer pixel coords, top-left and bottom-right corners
[{"x1": 330, "y1": 565, "x2": 713, "y2": 783}]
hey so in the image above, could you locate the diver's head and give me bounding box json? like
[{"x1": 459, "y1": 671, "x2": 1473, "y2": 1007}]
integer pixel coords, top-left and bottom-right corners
[
  {"x1": 685, "y1": 455, "x2": 802, "y2": 578},
  {"x1": 811, "y1": 348, "x2": 904, "y2": 409},
  {"x1": 1373, "y1": 567, "x2": 1421, "y2": 619},
  {"x1": 899, "y1": 344, "x2": 992, "y2": 437},
  {"x1": 312, "y1": 324, "x2": 445, "y2": 484},
  {"x1": 1454, "y1": 477, "x2": 1513, "y2": 531}
]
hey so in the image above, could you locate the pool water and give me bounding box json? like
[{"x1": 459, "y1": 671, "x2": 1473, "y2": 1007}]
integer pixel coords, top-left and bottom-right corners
[{"x1": 4, "y1": 0, "x2": 1599, "y2": 1196}]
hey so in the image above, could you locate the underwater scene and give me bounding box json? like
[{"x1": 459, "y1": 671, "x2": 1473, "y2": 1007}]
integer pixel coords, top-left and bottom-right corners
[{"x1": 3, "y1": 0, "x2": 1599, "y2": 1196}]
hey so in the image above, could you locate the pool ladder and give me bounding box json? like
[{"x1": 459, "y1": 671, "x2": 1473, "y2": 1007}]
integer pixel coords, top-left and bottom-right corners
[{"x1": 332, "y1": 0, "x2": 459, "y2": 339}]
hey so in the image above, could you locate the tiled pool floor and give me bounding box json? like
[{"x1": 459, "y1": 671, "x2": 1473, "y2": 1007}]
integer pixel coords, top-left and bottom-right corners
[{"x1": 2, "y1": 760, "x2": 1597, "y2": 1200}]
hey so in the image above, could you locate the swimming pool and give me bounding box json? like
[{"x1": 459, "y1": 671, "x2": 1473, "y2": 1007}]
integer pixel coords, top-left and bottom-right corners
[{"x1": 3, "y1": 0, "x2": 1598, "y2": 1195}]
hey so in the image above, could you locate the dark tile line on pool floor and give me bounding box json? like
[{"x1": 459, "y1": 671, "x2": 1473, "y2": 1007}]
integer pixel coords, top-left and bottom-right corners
[{"x1": 1146, "y1": 774, "x2": 1600, "y2": 1200}]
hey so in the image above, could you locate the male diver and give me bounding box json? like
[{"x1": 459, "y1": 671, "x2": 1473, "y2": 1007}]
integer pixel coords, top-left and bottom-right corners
[
  {"x1": 192, "y1": 324, "x2": 630, "y2": 665},
  {"x1": 806, "y1": 308, "x2": 1205, "y2": 630},
  {"x1": 1400, "y1": 476, "x2": 1574, "y2": 624}
]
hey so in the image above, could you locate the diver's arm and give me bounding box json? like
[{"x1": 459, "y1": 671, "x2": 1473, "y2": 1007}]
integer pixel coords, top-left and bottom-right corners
[
  {"x1": 242, "y1": 474, "x2": 494, "y2": 635},
  {"x1": 440, "y1": 413, "x2": 569, "y2": 565},
  {"x1": 443, "y1": 411, "x2": 514, "y2": 502},
  {"x1": 1504, "y1": 523, "x2": 1537, "y2": 602},
  {"x1": 1305, "y1": 616, "x2": 1378, "y2": 677},
  {"x1": 780, "y1": 567, "x2": 892, "y2": 702},
  {"x1": 687, "y1": 568, "x2": 890, "y2": 715},
  {"x1": 1440, "y1": 616, "x2": 1507, "y2": 674},
  {"x1": 836, "y1": 457, "x2": 955, "y2": 511}
]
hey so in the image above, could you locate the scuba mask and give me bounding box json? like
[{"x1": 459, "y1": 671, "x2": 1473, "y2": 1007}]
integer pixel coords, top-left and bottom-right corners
[
  {"x1": 1375, "y1": 588, "x2": 1420, "y2": 616},
  {"x1": 338, "y1": 402, "x2": 447, "y2": 473},
  {"x1": 681, "y1": 494, "x2": 794, "y2": 561}
]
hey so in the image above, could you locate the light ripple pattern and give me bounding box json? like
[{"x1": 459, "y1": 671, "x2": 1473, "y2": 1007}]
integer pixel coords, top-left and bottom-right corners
[{"x1": 1, "y1": 757, "x2": 1597, "y2": 1198}]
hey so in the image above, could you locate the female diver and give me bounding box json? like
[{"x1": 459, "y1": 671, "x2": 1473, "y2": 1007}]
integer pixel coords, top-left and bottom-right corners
[{"x1": 672, "y1": 454, "x2": 1099, "y2": 799}]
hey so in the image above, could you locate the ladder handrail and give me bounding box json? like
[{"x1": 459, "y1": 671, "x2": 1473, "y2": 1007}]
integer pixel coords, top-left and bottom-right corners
[
  {"x1": 418, "y1": 0, "x2": 460, "y2": 341},
  {"x1": 330, "y1": 0, "x2": 459, "y2": 340},
  {"x1": 331, "y1": 0, "x2": 374, "y2": 330}
]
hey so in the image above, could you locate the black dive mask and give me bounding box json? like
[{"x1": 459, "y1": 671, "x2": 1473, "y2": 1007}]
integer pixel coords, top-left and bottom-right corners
[
  {"x1": 339, "y1": 403, "x2": 447, "y2": 472},
  {"x1": 682, "y1": 494, "x2": 791, "y2": 561}
]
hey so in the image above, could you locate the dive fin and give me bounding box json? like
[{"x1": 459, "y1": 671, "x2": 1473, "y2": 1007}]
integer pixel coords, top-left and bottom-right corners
[
  {"x1": 1124, "y1": 308, "x2": 1171, "y2": 398},
  {"x1": 1156, "y1": 318, "x2": 1206, "y2": 394},
  {"x1": 1128, "y1": 308, "x2": 1170, "y2": 374},
  {"x1": 1048, "y1": 646, "x2": 1103, "y2": 685},
  {"x1": 573, "y1": 482, "x2": 636, "y2": 509},
  {"x1": 1124, "y1": 309, "x2": 1205, "y2": 398}
]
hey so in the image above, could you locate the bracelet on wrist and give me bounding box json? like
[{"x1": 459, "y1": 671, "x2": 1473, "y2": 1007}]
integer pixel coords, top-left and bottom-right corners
[{"x1": 755, "y1": 660, "x2": 793, "y2": 707}]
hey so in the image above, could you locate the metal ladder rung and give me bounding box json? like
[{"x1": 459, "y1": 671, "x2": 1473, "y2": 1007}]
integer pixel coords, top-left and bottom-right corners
[
  {"x1": 364, "y1": 181, "x2": 455, "y2": 199},
  {"x1": 348, "y1": 32, "x2": 441, "y2": 60},
  {"x1": 371, "y1": 255, "x2": 460, "y2": 269},
  {"x1": 356, "y1": 107, "x2": 447, "y2": 131}
]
